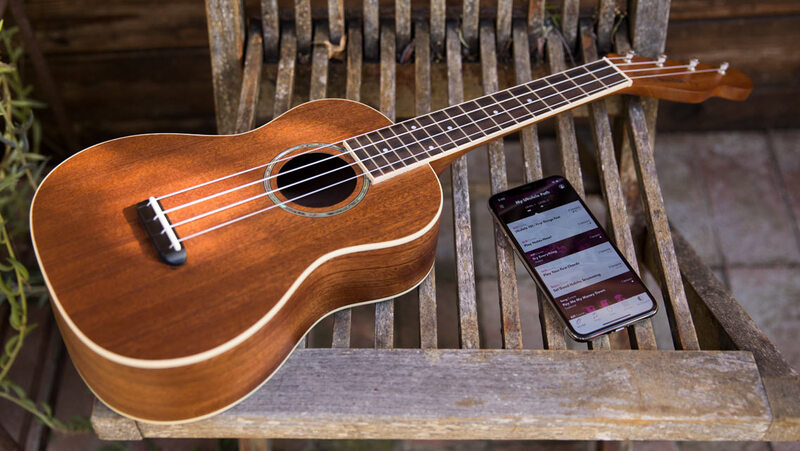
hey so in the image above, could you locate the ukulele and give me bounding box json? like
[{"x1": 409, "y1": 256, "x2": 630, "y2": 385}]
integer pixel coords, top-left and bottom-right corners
[{"x1": 29, "y1": 53, "x2": 752, "y2": 423}]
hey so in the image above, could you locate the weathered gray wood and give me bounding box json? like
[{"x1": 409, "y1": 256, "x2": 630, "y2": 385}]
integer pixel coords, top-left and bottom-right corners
[
  {"x1": 260, "y1": 0, "x2": 279, "y2": 59},
  {"x1": 480, "y1": 21, "x2": 522, "y2": 350},
  {"x1": 363, "y1": 0, "x2": 379, "y2": 58},
  {"x1": 309, "y1": 22, "x2": 329, "y2": 101},
  {"x1": 560, "y1": 0, "x2": 579, "y2": 52},
  {"x1": 91, "y1": 399, "x2": 142, "y2": 440},
  {"x1": 205, "y1": 0, "x2": 245, "y2": 135},
  {"x1": 596, "y1": 0, "x2": 615, "y2": 53},
  {"x1": 234, "y1": 21, "x2": 264, "y2": 134},
  {"x1": 446, "y1": 22, "x2": 480, "y2": 350},
  {"x1": 273, "y1": 25, "x2": 297, "y2": 117},
  {"x1": 625, "y1": 97, "x2": 700, "y2": 351},
  {"x1": 396, "y1": 0, "x2": 412, "y2": 52},
  {"x1": 430, "y1": 0, "x2": 446, "y2": 56},
  {"x1": 415, "y1": 20, "x2": 438, "y2": 350},
  {"x1": 579, "y1": 20, "x2": 657, "y2": 350},
  {"x1": 461, "y1": 0, "x2": 480, "y2": 53},
  {"x1": 344, "y1": 21, "x2": 363, "y2": 102},
  {"x1": 124, "y1": 349, "x2": 771, "y2": 440},
  {"x1": 295, "y1": 0, "x2": 312, "y2": 54},
  {"x1": 527, "y1": 0, "x2": 545, "y2": 51},
  {"x1": 331, "y1": 21, "x2": 363, "y2": 348},
  {"x1": 374, "y1": 22, "x2": 396, "y2": 349},
  {"x1": 629, "y1": 0, "x2": 670, "y2": 57},
  {"x1": 327, "y1": 0, "x2": 344, "y2": 45},
  {"x1": 547, "y1": 28, "x2": 611, "y2": 349},
  {"x1": 512, "y1": 20, "x2": 566, "y2": 351},
  {"x1": 496, "y1": 0, "x2": 512, "y2": 52}
]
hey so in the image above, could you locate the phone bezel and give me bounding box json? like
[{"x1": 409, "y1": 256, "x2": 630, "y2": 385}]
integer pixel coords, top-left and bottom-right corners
[{"x1": 488, "y1": 175, "x2": 658, "y2": 342}]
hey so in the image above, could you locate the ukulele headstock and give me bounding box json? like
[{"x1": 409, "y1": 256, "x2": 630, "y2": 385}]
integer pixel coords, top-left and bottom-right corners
[{"x1": 608, "y1": 52, "x2": 753, "y2": 103}]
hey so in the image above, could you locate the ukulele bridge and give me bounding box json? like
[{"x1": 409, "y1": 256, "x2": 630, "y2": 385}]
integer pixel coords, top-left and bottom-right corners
[{"x1": 136, "y1": 197, "x2": 187, "y2": 266}]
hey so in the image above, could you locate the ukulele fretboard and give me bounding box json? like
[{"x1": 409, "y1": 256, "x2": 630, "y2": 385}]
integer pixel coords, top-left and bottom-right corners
[{"x1": 344, "y1": 58, "x2": 630, "y2": 182}]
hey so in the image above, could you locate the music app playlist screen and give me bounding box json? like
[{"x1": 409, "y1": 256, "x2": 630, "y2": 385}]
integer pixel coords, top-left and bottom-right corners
[{"x1": 498, "y1": 180, "x2": 653, "y2": 335}]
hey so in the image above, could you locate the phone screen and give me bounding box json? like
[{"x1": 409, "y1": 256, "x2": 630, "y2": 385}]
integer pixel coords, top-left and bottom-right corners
[{"x1": 489, "y1": 176, "x2": 657, "y2": 340}]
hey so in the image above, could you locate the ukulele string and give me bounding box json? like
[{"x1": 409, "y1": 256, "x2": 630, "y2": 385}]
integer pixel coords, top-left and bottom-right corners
[
  {"x1": 168, "y1": 67, "x2": 630, "y2": 228},
  {"x1": 155, "y1": 58, "x2": 670, "y2": 207},
  {"x1": 170, "y1": 67, "x2": 713, "y2": 240},
  {"x1": 164, "y1": 61, "x2": 632, "y2": 217}
]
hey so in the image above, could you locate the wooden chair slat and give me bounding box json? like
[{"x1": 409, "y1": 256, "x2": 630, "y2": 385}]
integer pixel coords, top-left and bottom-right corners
[
  {"x1": 430, "y1": 0, "x2": 445, "y2": 56},
  {"x1": 629, "y1": 0, "x2": 670, "y2": 57},
  {"x1": 496, "y1": 0, "x2": 512, "y2": 52},
  {"x1": 273, "y1": 25, "x2": 297, "y2": 117},
  {"x1": 480, "y1": 21, "x2": 523, "y2": 350},
  {"x1": 511, "y1": 20, "x2": 566, "y2": 350},
  {"x1": 546, "y1": 29, "x2": 611, "y2": 350},
  {"x1": 396, "y1": 0, "x2": 412, "y2": 52},
  {"x1": 327, "y1": 0, "x2": 344, "y2": 45},
  {"x1": 461, "y1": 0, "x2": 480, "y2": 53},
  {"x1": 345, "y1": 21, "x2": 363, "y2": 102},
  {"x1": 205, "y1": 0, "x2": 245, "y2": 134},
  {"x1": 126, "y1": 349, "x2": 771, "y2": 441},
  {"x1": 578, "y1": 20, "x2": 657, "y2": 350},
  {"x1": 560, "y1": 0, "x2": 579, "y2": 52},
  {"x1": 414, "y1": 20, "x2": 439, "y2": 350},
  {"x1": 527, "y1": 0, "x2": 545, "y2": 51},
  {"x1": 374, "y1": 22, "x2": 396, "y2": 349},
  {"x1": 260, "y1": 0, "x2": 280, "y2": 59},
  {"x1": 625, "y1": 97, "x2": 700, "y2": 351},
  {"x1": 363, "y1": 0, "x2": 379, "y2": 58},
  {"x1": 235, "y1": 22, "x2": 264, "y2": 134},
  {"x1": 309, "y1": 22, "x2": 329, "y2": 101},
  {"x1": 331, "y1": 21, "x2": 363, "y2": 349},
  {"x1": 446, "y1": 21, "x2": 480, "y2": 349},
  {"x1": 295, "y1": 0, "x2": 313, "y2": 54},
  {"x1": 91, "y1": 401, "x2": 142, "y2": 440},
  {"x1": 595, "y1": 0, "x2": 615, "y2": 53}
]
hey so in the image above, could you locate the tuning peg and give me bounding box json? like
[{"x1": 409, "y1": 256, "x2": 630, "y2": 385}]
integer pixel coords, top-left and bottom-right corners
[
  {"x1": 656, "y1": 54, "x2": 667, "y2": 67},
  {"x1": 689, "y1": 58, "x2": 699, "y2": 71},
  {"x1": 718, "y1": 62, "x2": 729, "y2": 75},
  {"x1": 624, "y1": 50, "x2": 635, "y2": 63}
]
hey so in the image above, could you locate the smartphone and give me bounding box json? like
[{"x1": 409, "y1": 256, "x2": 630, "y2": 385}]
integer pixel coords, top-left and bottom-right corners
[{"x1": 488, "y1": 175, "x2": 657, "y2": 341}]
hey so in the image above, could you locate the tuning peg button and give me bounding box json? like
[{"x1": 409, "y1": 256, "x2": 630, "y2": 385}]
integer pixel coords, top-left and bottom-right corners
[
  {"x1": 624, "y1": 50, "x2": 635, "y2": 63},
  {"x1": 689, "y1": 58, "x2": 699, "y2": 71},
  {"x1": 718, "y1": 62, "x2": 729, "y2": 75}
]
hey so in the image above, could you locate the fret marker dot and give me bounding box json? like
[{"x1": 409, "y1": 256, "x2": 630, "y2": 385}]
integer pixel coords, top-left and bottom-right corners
[
  {"x1": 428, "y1": 146, "x2": 434, "y2": 150},
  {"x1": 382, "y1": 148, "x2": 388, "y2": 153},
  {"x1": 527, "y1": 98, "x2": 533, "y2": 103},
  {"x1": 411, "y1": 125, "x2": 417, "y2": 129},
  {"x1": 493, "y1": 110, "x2": 499, "y2": 115},
  {"x1": 447, "y1": 126, "x2": 453, "y2": 130}
]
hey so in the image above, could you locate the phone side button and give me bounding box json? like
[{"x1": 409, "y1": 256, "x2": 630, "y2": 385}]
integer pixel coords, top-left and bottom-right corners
[{"x1": 615, "y1": 327, "x2": 625, "y2": 333}]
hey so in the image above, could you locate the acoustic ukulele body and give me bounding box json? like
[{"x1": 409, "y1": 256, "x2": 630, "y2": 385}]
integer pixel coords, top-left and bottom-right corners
[{"x1": 30, "y1": 99, "x2": 442, "y2": 423}]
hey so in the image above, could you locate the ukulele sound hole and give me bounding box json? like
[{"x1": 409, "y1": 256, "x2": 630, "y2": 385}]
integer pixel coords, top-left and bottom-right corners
[{"x1": 276, "y1": 152, "x2": 357, "y2": 208}]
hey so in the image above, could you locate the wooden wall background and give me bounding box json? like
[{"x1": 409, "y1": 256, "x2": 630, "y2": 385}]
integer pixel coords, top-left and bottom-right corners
[{"x1": 11, "y1": 0, "x2": 800, "y2": 154}]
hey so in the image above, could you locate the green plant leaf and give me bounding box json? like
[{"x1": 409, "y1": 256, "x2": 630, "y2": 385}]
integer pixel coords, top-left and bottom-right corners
[{"x1": 7, "y1": 257, "x2": 28, "y2": 281}]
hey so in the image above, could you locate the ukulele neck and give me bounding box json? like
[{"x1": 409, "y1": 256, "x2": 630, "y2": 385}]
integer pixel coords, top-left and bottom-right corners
[{"x1": 343, "y1": 57, "x2": 631, "y2": 184}]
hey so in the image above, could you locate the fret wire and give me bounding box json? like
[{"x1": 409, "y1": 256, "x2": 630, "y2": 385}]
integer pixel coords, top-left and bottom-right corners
[
  {"x1": 399, "y1": 120, "x2": 434, "y2": 159},
  {"x1": 353, "y1": 65, "x2": 629, "y2": 178},
  {"x1": 417, "y1": 113, "x2": 459, "y2": 150},
  {"x1": 430, "y1": 110, "x2": 469, "y2": 146},
  {"x1": 378, "y1": 127, "x2": 419, "y2": 163},
  {"x1": 351, "y1": 136, "x2": 386, "y2": 176},
  {"x1": 393, "y1": 122, "x2": 428, "y2": 160},
  {"x1": 406, "y1": 119, "x2": 438, "y2": 158},
  {"x1": 414, "y1": 115, "x2": 454, "y2": 157},
  {"x1": 362, "y1": 132, "x2": 403, "y2": 170},
  {"x1": 347, "y1": 59, "x2": 628, "y2": 166}
]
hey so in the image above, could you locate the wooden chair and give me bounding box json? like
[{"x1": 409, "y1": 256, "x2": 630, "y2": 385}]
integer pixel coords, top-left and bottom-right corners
[{"x1": 90, "y1": 0, "x2": 800, "y2": 443}]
